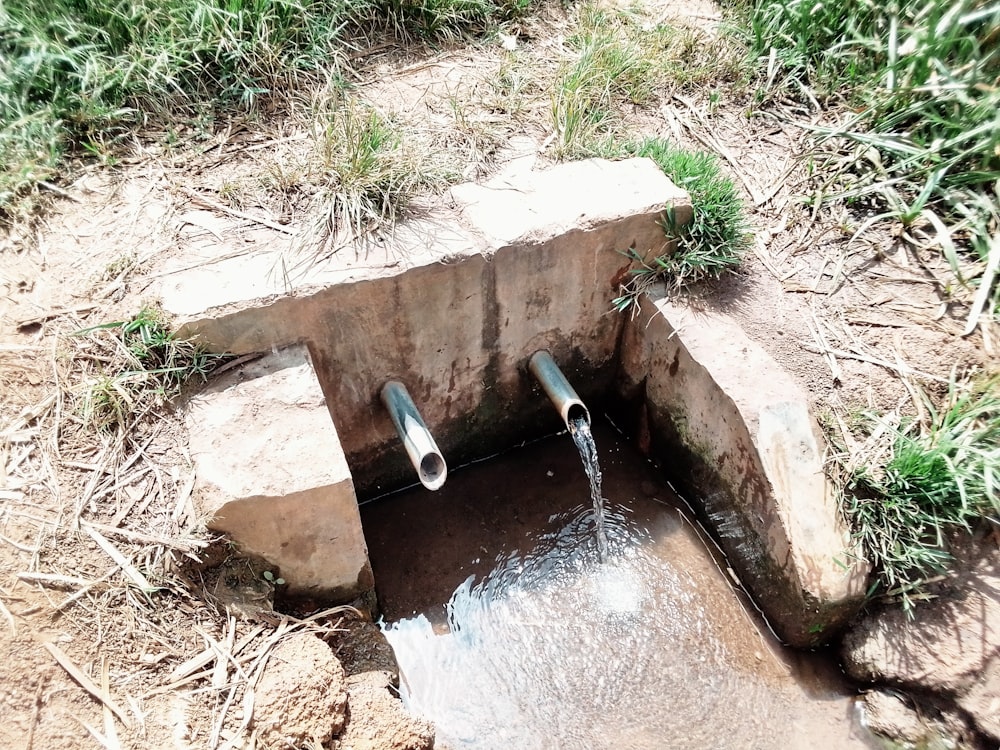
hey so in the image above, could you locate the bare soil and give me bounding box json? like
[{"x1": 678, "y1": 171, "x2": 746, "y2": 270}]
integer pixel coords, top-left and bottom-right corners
[{"x1": 1, "y1": 2, "x2": 997, "y2": 749}]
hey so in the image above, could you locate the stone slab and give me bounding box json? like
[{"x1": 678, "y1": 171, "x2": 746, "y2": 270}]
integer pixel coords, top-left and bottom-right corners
[
  {"x1": 618, "y1": 294, "x2": 868, "y2": 647},
  {"x1": 184, "y1": 345, "x2": 372, "y2": 599}
]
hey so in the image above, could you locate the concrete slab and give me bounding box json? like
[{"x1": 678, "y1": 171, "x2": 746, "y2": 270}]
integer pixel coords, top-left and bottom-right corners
[
  {"x1": 451, "y1": 157, "x2": 691, "y2": 247},
  {"x1": 618, "y1": 295, "x2": 868, "y2": 647},
  {"x1": 184, "y1": 345, "x2": 372, "y2": 600}
]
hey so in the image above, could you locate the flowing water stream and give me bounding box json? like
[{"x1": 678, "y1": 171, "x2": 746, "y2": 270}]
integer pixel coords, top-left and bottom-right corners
[
  {"x1": 568, "y1": 415, "x2": 608, "y2": 559},
  {"x1": 363, "y1": 421, "x2": 877, "y2": 750}
]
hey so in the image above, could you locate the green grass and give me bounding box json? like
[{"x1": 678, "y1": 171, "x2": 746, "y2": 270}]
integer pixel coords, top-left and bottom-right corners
[
  {"x1": 550, "y1": 4, "x2": 659, "y2": 158},
  {"x1": 599, "y1": 138, "x2": 750, "y2": 312},
  {"x1": 0, "y1": 0, "x2": 533, "y2": 221},
  {"x1": 76, "y1": 307, "x2": 226, "y2": 431},
  {"x1": 740, "y1": 0, "x2": 1000, "y2": 609},
  {"x1": 362, "y1": 0, "x2": 534, "y2": 41},
  {"x1": 742, "y1": 0, "x2": 1000, "y2": 313},
  {"x1": 842, "y1": 375, "x2": 1000, "y2": 613}
]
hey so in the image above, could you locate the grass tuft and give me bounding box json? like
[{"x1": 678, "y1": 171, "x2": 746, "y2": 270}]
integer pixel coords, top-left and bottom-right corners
[
  {"x1": 0, "y1": 0, "x2": 533, "y2": 220},
  {"x1": 549, "y1": 4, "x2": 747, "y2": 158},
  {"x1": 743, "y1": 0, "x2": 1000, "y2": 312},
  {"x1": 600, "y1": 138, "x2": 750, "y2": 313},
  {"x1": 840, "y1": 374, "x2": 1000, "y2": 613},
  {"x1": 550, "y1": 5, "x2": 657, "y2": 158},
  {"x1": 362, "y1": 0, "x2": 534, "y2": 41},
  {"x1": 307, "y1": 97, "x2": 453, "y2": 250},
  {"x1": 75, "y1": 307, "x2": 225, "y2": 431}
]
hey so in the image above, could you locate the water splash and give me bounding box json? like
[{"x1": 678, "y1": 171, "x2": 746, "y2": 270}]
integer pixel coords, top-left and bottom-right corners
[{"x1": 568, "y1": 416, "x2": 608, "y2": 559}]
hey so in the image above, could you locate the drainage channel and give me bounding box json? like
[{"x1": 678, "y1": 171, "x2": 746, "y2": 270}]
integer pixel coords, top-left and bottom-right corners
[{"x1": 361, "y1": 419, "x2": 879, "y2": 750}]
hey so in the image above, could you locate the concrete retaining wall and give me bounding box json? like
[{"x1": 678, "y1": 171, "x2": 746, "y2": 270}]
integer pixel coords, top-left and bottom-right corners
[
  {"x1": 169, "y1": 158, "x2": 685, "y2": 495},
  {"x1": 617, "y1": 295, "x2": 867, "y2": 647}
]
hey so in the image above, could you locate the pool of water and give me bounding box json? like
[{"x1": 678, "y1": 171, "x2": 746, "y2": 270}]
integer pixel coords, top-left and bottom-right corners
[{"x1": 361, "y1": 420, "x2": 878, "y2": 750}]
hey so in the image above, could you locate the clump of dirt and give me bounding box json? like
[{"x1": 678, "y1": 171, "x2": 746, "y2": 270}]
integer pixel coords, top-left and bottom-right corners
[
  {"x1": 187, "y1": 547, "x2": 281, "y2": 622},
  {"x1": 185, "y1": 552, "x2": 429, "y2": 750},
  {"x1": 328, "y1": 616, "x2": 402, "y2": 681},
  {"x1": 249, "y1": 614, "x2": 433, "y2": 750}
]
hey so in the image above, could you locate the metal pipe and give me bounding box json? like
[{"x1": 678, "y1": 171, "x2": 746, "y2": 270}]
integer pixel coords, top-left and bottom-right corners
[
  {"x1": 380, "y1": 381, "x2": 448, "y2": 491},
  {"x1": 528, "y1": 350, "x2": 591, "y2": 432}
]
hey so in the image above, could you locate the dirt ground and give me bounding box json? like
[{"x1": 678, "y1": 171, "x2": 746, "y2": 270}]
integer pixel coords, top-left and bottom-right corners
[{"x1": 1, "y1": 1, "x2": 997, "y2": 749}]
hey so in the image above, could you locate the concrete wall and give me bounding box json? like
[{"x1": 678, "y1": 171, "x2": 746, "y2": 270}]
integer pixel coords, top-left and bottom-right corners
[
  {"x1": 616, "y1": 294, "x2": 868, "y2": 647},
  {"x1": 170, "y1": 158, "x2": 686, "y2": 496}
]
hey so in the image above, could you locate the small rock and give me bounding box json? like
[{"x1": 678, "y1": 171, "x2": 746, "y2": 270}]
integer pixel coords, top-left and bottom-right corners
[
  {"x1": 841, "y1": 544, "x2": 1000, "y2": 743},
  {"x1": 332, "y1": 617, "x2": 400, "y2": 681},
  {"x1": 254, "y1": 633, "x2": 348, "y2": 748},
  {"x1": 861, "y1": 690, "x2": 933, "y2": 745}
]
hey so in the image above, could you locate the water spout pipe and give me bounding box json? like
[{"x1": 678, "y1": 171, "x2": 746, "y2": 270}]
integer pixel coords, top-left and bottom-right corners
[
  {"x1": 380, "y1": 381, "x2": 448, "y2": 491},
  {"x1": 528, "y1": 350, "x2": 591, "y2": 432}
]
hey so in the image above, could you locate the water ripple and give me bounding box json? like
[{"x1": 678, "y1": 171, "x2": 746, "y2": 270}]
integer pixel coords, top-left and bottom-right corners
[{"x1": 382, "y1": 508, "x2": 824, "y2": 750}]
